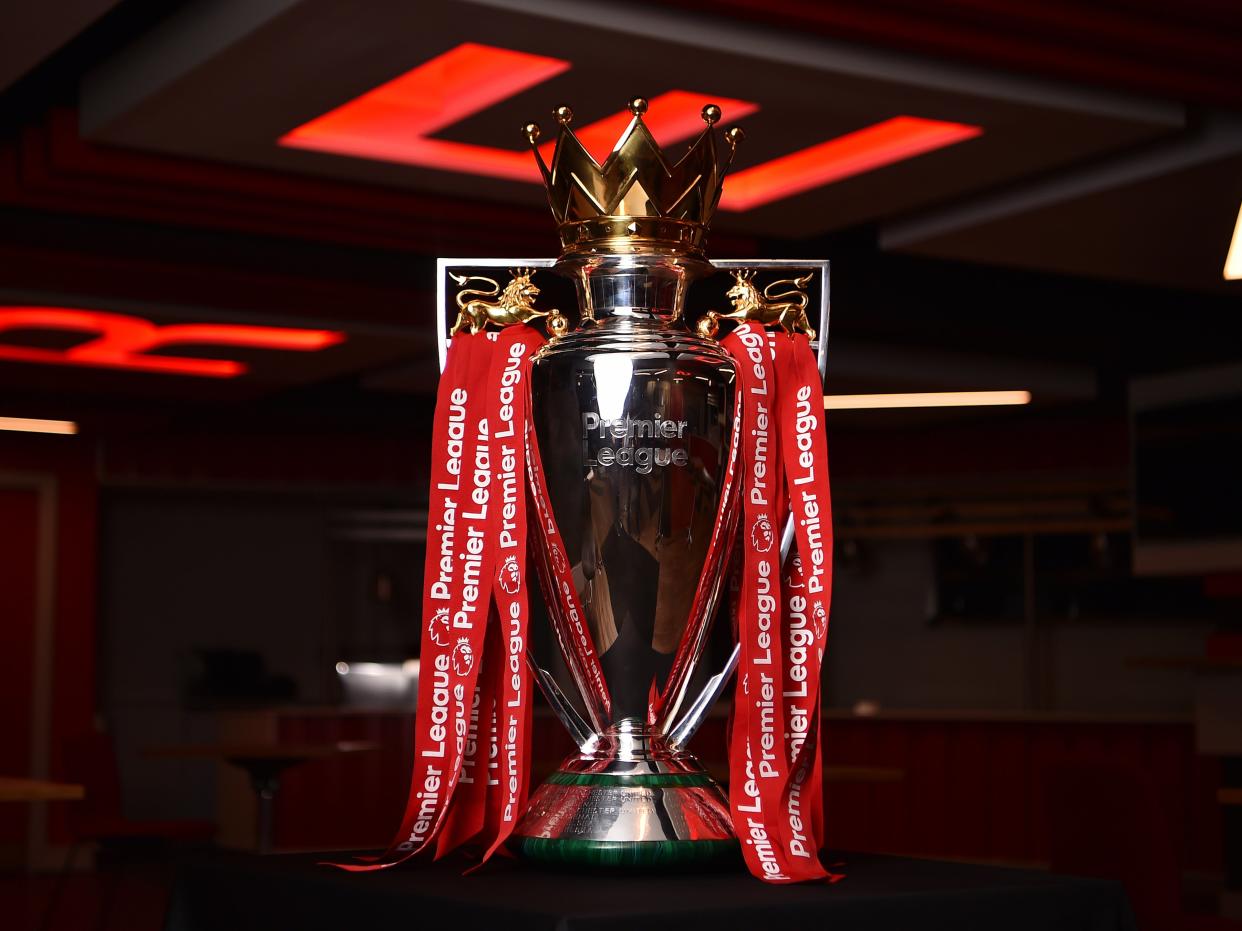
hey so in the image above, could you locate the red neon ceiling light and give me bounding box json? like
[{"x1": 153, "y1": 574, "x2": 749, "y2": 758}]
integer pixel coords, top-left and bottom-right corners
[
  {"x1": 281, "y1": 43, "x2": 758, "y2": 176},
  {"x1": 719, "y1": 116, "x2": 982, "y2": 211},
  {"x1": 281, "y1": 43, "x2": 566, "y2": 181},
  {"x1": 0, "y1": 308, "x2": 345, "y2": 378},
  {"x1": 280, "y1": 43, "x2": 981, "y2": 210},
  {"x1": 559, "y1": 90, "x2": 759, "y2": 165}
]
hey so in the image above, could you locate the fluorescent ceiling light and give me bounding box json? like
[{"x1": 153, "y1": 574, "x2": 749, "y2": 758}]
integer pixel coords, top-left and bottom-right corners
[
  {"x1": 1226, "y1": 202, "x2": 1242, "y2": 281},
  {"x1": 824, "y1": 390, "x2": 1031, "y2": 410},
  {"x1": 0, "y1": 416, "x2": 78, "y2": 435}
]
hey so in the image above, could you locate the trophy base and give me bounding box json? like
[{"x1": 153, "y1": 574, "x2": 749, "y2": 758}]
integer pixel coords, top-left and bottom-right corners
[{"x1": 511, "y1": 719, "x2": 738, "y2": 869}]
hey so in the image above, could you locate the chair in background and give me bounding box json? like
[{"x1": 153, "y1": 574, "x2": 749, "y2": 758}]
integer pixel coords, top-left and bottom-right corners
[{"x1": 41, "y1": 731, "x2": 214, "y2": 931}]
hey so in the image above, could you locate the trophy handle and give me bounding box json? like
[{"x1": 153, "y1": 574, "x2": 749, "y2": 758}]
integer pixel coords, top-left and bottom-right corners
[
  {"x1": 526, "y1": 653, "x2": 597, "y2": 751},
  {"x1": 666, "y1": 643, "x2": 740, "y2": 752},
  {"x1": 664, "y1": 484, "x2": 802, "y2": 753},
  {"x1": 668, "y1": 262, "x2": 827, "y2": 753}
]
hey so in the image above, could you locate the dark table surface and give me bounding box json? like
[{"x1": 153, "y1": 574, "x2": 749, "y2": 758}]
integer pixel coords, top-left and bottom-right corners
[{"x1": 165, "y1": 848, "x2": 1136, "y2": 931}]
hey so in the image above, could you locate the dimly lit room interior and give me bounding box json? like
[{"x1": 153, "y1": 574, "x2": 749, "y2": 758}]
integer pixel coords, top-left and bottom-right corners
[{"x1": 2, "y1": 1, "x2": 1241, "y2": 929}]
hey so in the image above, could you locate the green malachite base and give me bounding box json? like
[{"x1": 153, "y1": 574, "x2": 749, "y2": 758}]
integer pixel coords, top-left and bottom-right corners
[
  {"x1": 511, "y1": 835, "x2": 740, "y2": 869},
  {"x1": 512, "y1": 767, "x2": 739, "y2": 870}
]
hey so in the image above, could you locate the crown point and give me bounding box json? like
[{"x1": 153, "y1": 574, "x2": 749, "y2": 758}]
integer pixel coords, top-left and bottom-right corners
[
  {"x1": 628, "y1": 97, "x2": 648, "y2": 116},
  {"x1": 701, "y1": 104, "x2": 721, "y2": 125},
  {"x1": 523, "y1": 122, "x2": 542, "y2": 145},
  {"x1": 553, "y1": 105, "x2": 573, "y2": 125},
  {"x1": 726, "y1": 126, "x2": 746, "y2": 146}
]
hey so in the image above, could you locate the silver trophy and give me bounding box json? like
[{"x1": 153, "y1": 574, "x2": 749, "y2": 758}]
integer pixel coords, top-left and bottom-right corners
[{"x1": 437, "y1": 99, "x2": 827, "y2": 867}]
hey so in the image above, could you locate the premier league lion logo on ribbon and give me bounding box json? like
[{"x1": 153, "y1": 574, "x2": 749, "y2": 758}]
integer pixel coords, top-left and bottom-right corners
[
  {"x1": 427, "y1": 607, "x2": 450, "y2": 647},
  {"x1": 451, "y1": 637, "x2": 474, "y2": 676},
  {"x1": 750, "y1": 515, "x2": 775, "y2": 553},
  {"x1": 497, "y1": 555, "x2": 522, "y2": 595}
]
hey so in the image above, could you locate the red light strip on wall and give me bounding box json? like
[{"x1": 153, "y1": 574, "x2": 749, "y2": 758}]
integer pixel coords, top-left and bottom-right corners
[
  {"x1": 0, "y1": 308, "x2": 345, "y2": 378},
  {"x1": 280, "y1": 43, "x2": 981, "y2": 209}
]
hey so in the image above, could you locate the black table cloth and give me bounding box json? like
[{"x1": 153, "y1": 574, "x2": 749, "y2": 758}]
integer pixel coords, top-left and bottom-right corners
[{"x1": 164, "y1": 849, "x2": 1136, "y2": 931}]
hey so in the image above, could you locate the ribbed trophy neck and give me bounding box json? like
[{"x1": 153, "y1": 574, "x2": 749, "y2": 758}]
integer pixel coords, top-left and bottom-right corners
[{"x1": 566, "y1": 255, "x2": 696, "y2": 324}]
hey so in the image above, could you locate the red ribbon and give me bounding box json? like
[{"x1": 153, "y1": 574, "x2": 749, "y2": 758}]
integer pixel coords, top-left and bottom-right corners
[
  {"x1": 721, "y1": 323, "x2": 833, "y2": 884},
  {"x1": 332, "y1": 325, "x2": 543, "y2": 871}
]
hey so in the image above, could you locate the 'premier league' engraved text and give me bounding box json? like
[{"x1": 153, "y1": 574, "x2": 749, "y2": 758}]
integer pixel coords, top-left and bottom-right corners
[{"x1": 581, "y1": 412, "x2": 690, "y2": 474}]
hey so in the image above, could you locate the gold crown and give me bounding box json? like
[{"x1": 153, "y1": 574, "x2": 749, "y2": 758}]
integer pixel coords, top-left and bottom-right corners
[{"x1": 523, "y1": 97, "x2": 744, "y2": 265}]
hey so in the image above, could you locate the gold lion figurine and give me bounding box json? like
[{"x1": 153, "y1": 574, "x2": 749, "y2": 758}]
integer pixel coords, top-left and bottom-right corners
[
  {"x1": 449, "y1": 268, "x2": 567, "y2": 337},
  {"x1": 696, "y1": 269, "x2": 815, "y2": 340}
]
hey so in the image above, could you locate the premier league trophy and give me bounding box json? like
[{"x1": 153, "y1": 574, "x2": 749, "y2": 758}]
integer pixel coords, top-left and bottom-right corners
[
  {"x1": 407, "y1": 96, "x2": 830, "y2": 881},
  {"x1": 509, "y1": 98, "x2": 744, "y2": 867}
]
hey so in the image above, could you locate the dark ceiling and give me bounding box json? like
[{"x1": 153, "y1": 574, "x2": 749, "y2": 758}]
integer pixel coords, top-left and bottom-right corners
[{"x1": 0, "y1": 0, "x2": 1238, "y2": 457}]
